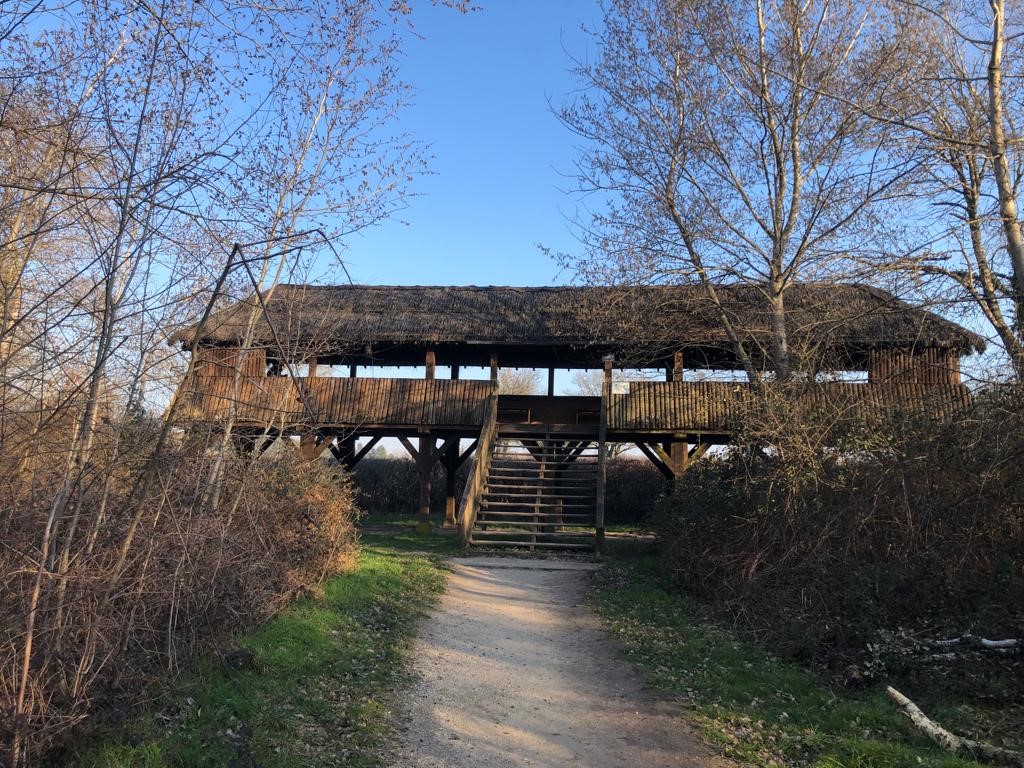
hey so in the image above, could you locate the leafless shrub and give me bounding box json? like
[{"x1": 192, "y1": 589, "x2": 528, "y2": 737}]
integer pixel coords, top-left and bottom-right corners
[
  {"x1": 1, "y1": 411, "x2": 359, "y2": 764},
  {"x1": 657, "y1": 384, "x2": 1024, "y2": 662}
]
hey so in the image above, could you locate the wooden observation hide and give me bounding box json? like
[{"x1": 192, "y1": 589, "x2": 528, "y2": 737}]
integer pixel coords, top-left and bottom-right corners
[{"x1": 170, "y1": 283, "x2": 983, "y2": 552}]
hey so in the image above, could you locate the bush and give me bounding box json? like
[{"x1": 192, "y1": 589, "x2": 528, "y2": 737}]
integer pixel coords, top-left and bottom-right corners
[
  {"x1": 0, "y1": 418, "x2": 360, "y2": 765},
  {"x1": 655, "y1": 385, "x2": 1024, "y2": 665},
  {"x1": 604, "y1": 454, "x2": 666, "y2": 525},
  {"x1": 350, "y1": 457, "x2": 468, "y2": 520}
]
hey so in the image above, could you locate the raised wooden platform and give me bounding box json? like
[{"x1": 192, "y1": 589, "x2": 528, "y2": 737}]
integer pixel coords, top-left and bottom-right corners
[{"x1": 179, "y1": 374, "x2": 971, "y2": 437}]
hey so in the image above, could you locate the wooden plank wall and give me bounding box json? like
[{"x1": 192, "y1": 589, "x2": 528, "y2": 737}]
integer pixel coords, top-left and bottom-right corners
[
  {"x1": 867, "y1": 348, "x2": 961, "y2": 385},
  {"x1": 193, "y1": 346, "x2": 267, "y2": 377},
  {"x1": 178, "y1": 375, "x2": 493, "y2": 427},
  {"x1": 178, "y1": 375, "x2": 970, "y2": 434},
  {"x1": 607, "y1": 380, "x2": 972, "y2": 432}
]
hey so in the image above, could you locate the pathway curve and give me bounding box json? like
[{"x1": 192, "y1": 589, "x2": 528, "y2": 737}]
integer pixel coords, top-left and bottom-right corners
[{"x1": 387, "y1": 556, "x2": 730, "y2": 768}]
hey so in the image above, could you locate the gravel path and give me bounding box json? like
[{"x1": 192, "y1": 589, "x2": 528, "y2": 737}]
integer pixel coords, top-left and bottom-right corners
[{"x1": 387, "y1": 557, "x2": 729, "y2": 768}]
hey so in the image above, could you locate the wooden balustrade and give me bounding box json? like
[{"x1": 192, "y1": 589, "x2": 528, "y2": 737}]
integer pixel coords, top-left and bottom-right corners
[{"x1": 457, "y1": 393, "x2": 500, "y2": 548}]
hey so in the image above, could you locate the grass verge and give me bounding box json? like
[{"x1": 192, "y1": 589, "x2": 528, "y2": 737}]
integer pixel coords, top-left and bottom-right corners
[
  {"x1": 590, "y1": 548, "x2": 987, "y2": 768},
  {"x1": 78, "y1": 544, "x2": 447, "y2": 768}
]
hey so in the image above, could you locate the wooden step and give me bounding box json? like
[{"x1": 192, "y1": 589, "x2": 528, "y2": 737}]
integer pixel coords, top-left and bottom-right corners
[
  {"x1": 483, "y1": 475, "x2": 598, "y2": 481},
  {"x1": 468, "y1": 539, "x2": 595, "y2": 550},
  {"x1": 475, "y1": 524, "x2": 598, "y2": 528},
  {"x1": 481, "y1": 495, "x2": 598, "y2": 501},
  {"x1": 476, "y1": 512, "x2": 595, "y2": 520},
  {"x1": 477, "y1": 511, "x2": 595, "y2": 519},
  {"x1": 481, "y1": 499, "x2": 598, "y2": 512}
]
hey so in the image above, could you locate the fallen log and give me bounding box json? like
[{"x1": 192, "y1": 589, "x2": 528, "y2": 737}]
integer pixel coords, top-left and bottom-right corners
[
  {"x1": 932, "y1": 634, "x2": 1022, "y2": 652},
  {"x1": 886, "y1": 686, "x2": 1024, "y2": 768}
]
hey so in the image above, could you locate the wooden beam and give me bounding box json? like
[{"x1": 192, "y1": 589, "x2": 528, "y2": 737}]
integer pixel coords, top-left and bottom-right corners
[
  {"x1": 456, "y1": 439, "x2": 478, "y2": 467},
  {"x1": 520, "y1": 438, "x2": 545, "y2": 462},
  {"x1": 433, "y1": 436, "x2": 458, "y2": 463},
  {"x1": 425, "y1": 348, "x2": 436, "y2": 380},
  {"x1": 349, "y1": 364, "x2": 357, "y2": 378},
  {"x1": 347, "y1": 435, "x2": 382, "y2": 468},
  {"x1": 636, "y1": 442, "x2": 674, "y2": 480},
  {"x1": 397, "y1": 435, "x2": 419, "y2": 462},
  {"x1": 299, "y1": 431, "x2": 331, "y2": 461},
  {"x1": 688, "y1": 442, "x2": 712, "y2": 461},
  {"x1": 651, "y1": 443, "x2": 674, "y2": 468},
  {"x1": 490, "y1": 350, "x2": 499, "y2": 384},
  {"x1": 673, "y1": 350, "x2": 684, "y2": 382},
  {"x1": 416, "y1": 434, "x2": 437, "y2": 532},
  {"x1": 443, "y1": 439, "x2": 460, "y2": 527},
  {"x1": 548, "y1": 367, "x2": 555, "y2": 397},
  {"x1": 257, "y1": 433, "x2": 278, "y2": 456},
  {"x1": 330, "y1": 434, "x2": 356, "y2": 466},
  {"x1": 308, "y1": 356, "x2": 318, "y2": 378},
  {"x1": 596, "y1": 355, "x2": 613, "y2": 552},
  {"x1": 451, "y1": 364, "x2": 460, "y2": 380},
  {"x1": 556, "y1": 441, "x2": 590, "y2": 469},
  {"x1": 328, "y1": 440, "x2": 346, "y2": 462}
]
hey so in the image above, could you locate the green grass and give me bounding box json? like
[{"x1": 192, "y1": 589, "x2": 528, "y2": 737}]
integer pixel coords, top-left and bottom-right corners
[
  {"x1": 79, "y1": 545, "x2": 448, "y2": 768},
  {"x1": 358, "y1": 527, "x2": 460, "y2": 555},
  {"x1": 588, "y1": 551, "x2": 987, "y2": 768}
]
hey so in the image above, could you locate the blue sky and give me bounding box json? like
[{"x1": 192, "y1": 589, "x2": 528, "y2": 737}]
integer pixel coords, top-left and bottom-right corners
[{"x1": 334, "y1": 0, "x2": 602, "y2": 287}]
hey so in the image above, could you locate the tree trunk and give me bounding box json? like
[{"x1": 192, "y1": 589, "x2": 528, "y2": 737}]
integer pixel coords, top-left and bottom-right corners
[{"x1": 988, "y1": 0, "x2": 1024, "y2": 348}]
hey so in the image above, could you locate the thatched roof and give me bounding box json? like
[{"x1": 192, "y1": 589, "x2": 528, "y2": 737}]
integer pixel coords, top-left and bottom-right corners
[{"x1": 170, "y1": 283, "x2": 984, "y2": 366}]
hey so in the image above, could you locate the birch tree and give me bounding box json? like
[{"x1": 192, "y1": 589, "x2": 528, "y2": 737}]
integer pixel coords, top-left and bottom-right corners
[
  {"x1": 869, "y1": 1, "x2": 1024, "y2": 379},
  {"x1": 560, "y1": 0, "x2": 919, "y2": 382}
]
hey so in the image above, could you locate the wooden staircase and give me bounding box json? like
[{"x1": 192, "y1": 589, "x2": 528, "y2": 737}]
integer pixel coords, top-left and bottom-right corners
[{"x1": 467, "y1": 435, "x2": 600, "y2": 552}]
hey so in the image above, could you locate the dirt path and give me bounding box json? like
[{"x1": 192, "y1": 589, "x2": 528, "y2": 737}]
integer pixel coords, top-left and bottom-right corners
[{"x1": 388, "y1": 557, "x2": 729, "y2": 768}]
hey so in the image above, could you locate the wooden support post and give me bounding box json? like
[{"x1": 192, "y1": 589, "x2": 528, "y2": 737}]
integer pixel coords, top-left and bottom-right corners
[
  {"x1": 443, "y1": 439, "x2": 459, "y2": 527},
  {"x1": 547, "y1": 367, "x2": 555, "y2": 397},
  {"x1": 349, "y1": 364, "x2": 357, "y2": 378},
  {"x1": 346, "y1": 435, "x2": 382, "y2": 469},
  {"x1": 668, "y1": 350, "x2": 686, "y2": 477},
  {"x1": 595, "y1": 355, "x2": 613, "y2": 552},
  {"x1": 451, "y1": 364, "x2": 460, "y2": 380},
  {"x1": 299, "y1": 431, "x2": 332, "y2": 461},
  {"x1": 670, "y1": 440, "x2": 689, "y2": 476},
  {"x1": 333, "y1": 434, "x2": 357, "y2": 466},
  {"x1": 307, "y1": 356, "x2": 318, "y2": 378},
  {"x1": 489, "y1": 351, "x2": 499, "y2": 385},
  {"x1": 257, "y1": 432, "x2": 279, "y2": 456},
  {"x1": 417, "y1": 434, "x2": 434, "y2": 533},
  {"x1": 231, "y1": 433, "x2": 256, "y2": 456},
  {"x1": 425, "y1": 349, "x2": 436, "y2": 380}
]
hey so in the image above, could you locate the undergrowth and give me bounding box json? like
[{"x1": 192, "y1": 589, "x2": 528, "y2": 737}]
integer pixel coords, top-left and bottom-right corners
[
  {"x1": 75, "y1": 545, "x2": 447, "y2": 768},
  {"x1": 589, "y1": 551, "x2": 994, "y2": 768}
]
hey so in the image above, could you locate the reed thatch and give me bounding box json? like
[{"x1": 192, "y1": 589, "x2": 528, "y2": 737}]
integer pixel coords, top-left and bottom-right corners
[{"x1": 170, "y1": 283, "x2": 984, "y2": 361}]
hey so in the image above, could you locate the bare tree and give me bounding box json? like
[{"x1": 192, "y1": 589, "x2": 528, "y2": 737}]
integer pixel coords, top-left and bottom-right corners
[
  {"x1": 0, "y1": 1, "x2": 470, "y2": 762},
  {"x1": 498, "y1": 368, "x2": 543, "y2": 395},
  {"x1": 861, "y1": 1, "x2": 1024, "y2": 380},
  {"x1": 559, "y1": 0, "x2": 919, "y2": 382}
]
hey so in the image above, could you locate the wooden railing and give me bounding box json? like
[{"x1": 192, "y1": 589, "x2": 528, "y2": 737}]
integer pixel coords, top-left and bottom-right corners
[
  {"x1": 178, "y1": 375, "x2": 493, "y2": 428},
  {"x1": 176, "y1": 374, "x2": 971, "y2": 435},
  {"x1": 606, "y1": 380, "x2": 972, "y2": 433},
  {"x1": 457, "y1": 392, "x2": 500, "y2": 549}
]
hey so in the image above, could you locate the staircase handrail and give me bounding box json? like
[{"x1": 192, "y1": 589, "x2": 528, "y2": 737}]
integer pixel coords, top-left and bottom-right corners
[{"x1": 457, "y1": 390, "x2": 500, "y2": 548}]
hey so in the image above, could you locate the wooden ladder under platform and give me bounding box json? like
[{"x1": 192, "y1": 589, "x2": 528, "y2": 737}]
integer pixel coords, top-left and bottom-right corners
[{"x1": 467, "y1": 434, "x2": 600, "y2": 552}]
